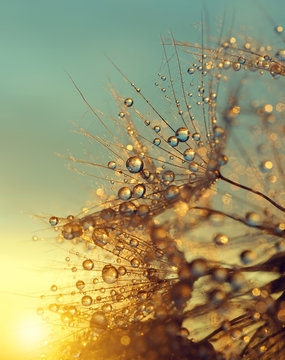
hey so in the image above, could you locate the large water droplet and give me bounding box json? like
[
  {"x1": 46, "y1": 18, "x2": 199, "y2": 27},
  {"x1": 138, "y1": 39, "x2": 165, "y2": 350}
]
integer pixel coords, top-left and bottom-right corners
[
  {"x1": 175, "y1": 127, "x2": 190, "y2": 142},
  {"x1": 118, "y1": 187, "x2": 132, "y2": 200},
  {"x1": 124, "y1": 98, "x2": 133, "y2": 107},
  {"x1": 81, "y1": 295, "x2": 92, "y2": 306},
  {"x1": 102, "y1": 264, "x2": 118, "y2": 284},
  {"x1": 126, "y1": 156, "x2": 143, "y2": 173},
  {"x1": 183, "y1": 148, "x2": 195, "y2": 161}
]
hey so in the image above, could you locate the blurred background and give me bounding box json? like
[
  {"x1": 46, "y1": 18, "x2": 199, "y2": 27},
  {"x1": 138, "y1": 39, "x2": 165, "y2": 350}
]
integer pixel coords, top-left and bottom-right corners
[{"x1": 0, "y1": 0, "x2": 284, "y2": 358}]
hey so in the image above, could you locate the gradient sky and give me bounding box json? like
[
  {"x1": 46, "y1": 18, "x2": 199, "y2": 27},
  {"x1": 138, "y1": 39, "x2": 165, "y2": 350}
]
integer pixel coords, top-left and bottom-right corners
[{"x1": 1, "y1": 0, "x2": 284, "y2": 359}]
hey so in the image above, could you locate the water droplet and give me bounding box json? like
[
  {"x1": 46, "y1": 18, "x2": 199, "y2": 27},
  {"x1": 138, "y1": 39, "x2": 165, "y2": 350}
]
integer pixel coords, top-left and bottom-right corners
[
  {"x1": 137, "y1": 290, "x2": 148, "y2": 300},
  {"x1": 133, "y1": 184, "x2": 146, "y2": 198},
  {"x1": 165, "y1": 185, "x2": 179, "y2": 200},
  {"x1": 61, "y1": 312, "x2": 72, "y2": 324},
  {"x1": 232, "y1": 62, "x2": 241, "y2": 71},
  {"x1": 153, "y1": 138, "x2": 161, "y2": 146},
  {"x1": 37, "y1": 307, "x2": 44, "y2": 315},
  {"x1": 76, "y1": 280, "x2": 85, "y2": 290},
  {"x1": 192, "y1": 133, "x2": 201, "y2": 141},
  {"x1": 275, "y1": 25, "x2": 284, "y2": 33},
  {"x1": 92, "y1": 228, "x2": 109, "y2": 246},
  {"x1": 102, "y1": 264, "x2": 118, "y2": 284},
  {"x1": 90, "y1": 311, "x2": 108, "y2": 330},
  {"x1": 49, "y1": 216, "x2": 59, "y2": 226},
  {"x1": 130, "y1": 258, "x2": 140, "y2": 267},
  {"x1": 245, "y1": 212, "x2": 261, "y2": 227},
  {"x1": 126, "y1": 156, "x2": 143, "y2": 173},
  {"x1": 214, "y1": 233, "x2": 229, "y2": 246},
  {"x1": 175, "y1": 127, "x2": 190, "y2": 142},
  {"x1": 101, "y1": 208, "x2": 115, "y2": 220},
  {"x1": 81, "y1": 295, "x2": 93, "y2": 306},
  {"x1": 82, "y1": 259, "x2": 94, "y2": 270},
  {"x1": 240, "y1": 250, "x2": 256, "y2": 265},
  {"x1": 119, "y1": 201, "x2": 137, "y2": 216},
  {"x1": 102, "y1": 304, "x2": 112, "y2": 313},
  {"x1": 276, "y1": 49, "x2": 285, "y2": 62},
  {"x1": 183, "y1": 148, "x2": 195, "y2": 161},
  {"x1": 214, "y1": 126, "x2": 225, "y2": 138},
  {"x1": 162, "y1": 170, "x2": 175, "y2": 183},
  {"x1": 130, "y1": 238, "x2": 139, "y2": 247},
  {"x1": 229, "y1": 271, "x2": 245, "y2": 291},
  {"x1": 124, "y1": 98, "x2": 133, "y2": 107},
  {"x1": 50, "y1": 285, "x2": 57, "y2": 292},
  {"x1": 118, "y1": 266, "x2": 127, "y2": 276},
  {"x1": 167, "y1": 136, "x2": 179, "y2": 147},
  {"x1": 118, "y1": 187, "x2": 132, "y2": 200},
  {"x1": 137, "y1": 204, "x2": 149, "y2": 216},
  {"x1": 62, "y1": 222, "x2": 83, "y2": 240},
  {"x1": 238, "y1": 56, "x2": 246, "y2": 64},
  {"x1": 48, "y1": 304, "x2": 58, "y2": 312},
  {"x1": 259, "y1": 160, "x2": 273, "y2": 173},
  {"x1": 108, "y1": 161, "x2": 116, "y2": 169},
  {"x1": 189, "y1": 162, "x2": 198, "y2": 172}
]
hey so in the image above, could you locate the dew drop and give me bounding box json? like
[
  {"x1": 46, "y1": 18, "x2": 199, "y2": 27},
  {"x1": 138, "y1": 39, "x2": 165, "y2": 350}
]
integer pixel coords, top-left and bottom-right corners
[
  {"x1": 90, "y1": 312, "x2": 107, "y2": 329},
  {"x1": 192, "y1": 133, "x2": 201, "y2": 141},
  {"x1": 130, "y1": 258, "x2": 140, "y2": 267},
  {"x1": 245, "y1": 212, "x2": 261, "y2": 227},
  {"x1": 189, "y1": 162, "x2": 198, "y2": 172},
  {"x1": 232, "y1": 62, "x2": 241, "y2": 71},
  {"x1": 240, "y1": 250, "x2": 256, "y2": 265},
  {"x1": 62, "y1": 222, "x2": 83, "y2": 240},
  {"x1": 102, "y1": 264, "x2": 118, "y2": 284},
  {"x1": 175, "y1": 127, "x2": 190, "y2": 142},
  {"x1": 238, "y1": 56, "x2": 246, "y2": 64},
  {"x1": 162, "y1": 170, "x2": 175, "y2": 183},
  {"x1": 214, "y1": 126, "x2": 225, "y2": 138},
  {"x1": 133, "y1": 184, "x2": 146, "y2": 198},
  {"x1": 82, "y1": 259, "x2": 94, "y2": 271},
  {"x1": 118, "y1": 187, "x2": 132, "y2": 200},
  {"x1": 214, "y1": 233, "x2": 229, "y2": 246},
  {"x1": 49, "y1": 216, "x2": 59, "y2": 226},
  {"x1": 92, "y1": 228, "x2": 109, "y2": 246},
  {"x1": 119, "y1": 202, "x2": 137, "y2": 216},
  {"x1": 167, "y1": 136, "x2": 179, "y2": 147},
  {"x1": 183, "y1": 148, "x2": 195, "y2": 161},
  {"x1": 118, "y1": 266, "x2": 127, "y2": 276},
  {"x1": 126, "y1": 156, "x2": 144, "y2": 173},
  {"x1": 153, "y1": 138, "x2": 161, "y2": 146},
  {"x1": 259, "y1": 160, "x2": 273, "y2": 173},
  {"x1": 50, "y1": 285, "x2": 58, "y2": 292},
  {"x1": 76, "y1": 280, "x2": 85, "y2": 290},
  {"x1": 165, "y1": 185, "x2": 179, "y2": 200},
  {"x1": 124, "y1": 98, "x2": 133, "y2": 107},
  {"x1": 108, "y1": 161, "x2": 116, "y2": 169},
  {"x1": 81, "y1": 295, "x2": 92, "y2": 306}
]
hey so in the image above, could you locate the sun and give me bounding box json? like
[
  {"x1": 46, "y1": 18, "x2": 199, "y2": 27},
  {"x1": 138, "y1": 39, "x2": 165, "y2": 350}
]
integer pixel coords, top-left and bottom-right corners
[{"x1": 16, "y1": 313, "x2": 48, "y2": 351}]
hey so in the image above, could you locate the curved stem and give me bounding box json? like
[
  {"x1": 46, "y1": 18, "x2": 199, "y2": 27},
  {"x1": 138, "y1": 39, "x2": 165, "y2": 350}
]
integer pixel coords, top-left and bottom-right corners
[{"x1": 218, "y1": 172, "x2": 285, "y2": 213}]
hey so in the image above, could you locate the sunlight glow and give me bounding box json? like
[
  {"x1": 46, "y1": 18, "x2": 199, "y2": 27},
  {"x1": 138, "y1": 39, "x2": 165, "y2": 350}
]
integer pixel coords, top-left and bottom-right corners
[{"x1": 16, "y1": 314, "x2": 47, "y2": 349}]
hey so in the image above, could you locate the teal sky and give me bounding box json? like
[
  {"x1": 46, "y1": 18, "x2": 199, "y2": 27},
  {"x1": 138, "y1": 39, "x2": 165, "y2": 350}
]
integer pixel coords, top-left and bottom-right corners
[{"x1": 0, "y1": 0, "x2": 284, "y2": 358}]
